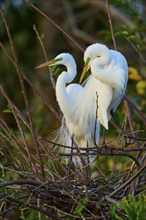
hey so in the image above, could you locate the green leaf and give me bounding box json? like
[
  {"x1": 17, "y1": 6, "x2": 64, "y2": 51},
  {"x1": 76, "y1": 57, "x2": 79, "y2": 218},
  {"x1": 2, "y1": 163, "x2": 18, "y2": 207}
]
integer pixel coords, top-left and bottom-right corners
[
  {"x1": 122, "y1": 31, "x2": 129, "y2": 36},
  {"x1": 110, "y1": 203, "x2": 123, "y2": 220},
  {"x1": 40, "y1": 34, "x2": 45, "y2": 40},
  {"x1": 74, "y1": 197, "x2": 88, "y2": 215},
  {"x1": 136, "y1": 44, "x2": 143, "y2": 51},
  {"x1": 75, "y1": 201, "x2": 84, "y2": 215},
  {"x1": 128, "y1": 35, "x2": 136, "y2": 40},
  {"x1": 3, "y1": 105, "x2": 12, "y2": 113},
  {"x1": 3, "y1": 109, "x2": 12, "y2": 113}
]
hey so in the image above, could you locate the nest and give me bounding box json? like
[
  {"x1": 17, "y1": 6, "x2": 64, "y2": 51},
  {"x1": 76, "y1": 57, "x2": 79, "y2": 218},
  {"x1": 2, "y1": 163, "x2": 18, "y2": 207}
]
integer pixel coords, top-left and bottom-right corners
[{"x1": 0, "y1": 161, "x2": 145, "y2": 219}]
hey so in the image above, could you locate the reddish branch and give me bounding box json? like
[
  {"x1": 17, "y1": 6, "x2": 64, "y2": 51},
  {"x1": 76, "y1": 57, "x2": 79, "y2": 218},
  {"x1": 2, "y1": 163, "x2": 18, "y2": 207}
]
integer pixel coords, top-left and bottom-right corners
[
  {"x1": 25, "y1": 0, "x2": 84, "y2": 52},
  {"x1": 105, "y1": 0, "x2": 117, "y2": 50},
  {"x1": 0, "y1": 9, "x2": 45, "y2": 176},
  {"x1": 0, "y1": 42, "x2": 61, "y2": 121},
  {"x1": 33, "y1": 24, "x2": 56, "y2": 90}
]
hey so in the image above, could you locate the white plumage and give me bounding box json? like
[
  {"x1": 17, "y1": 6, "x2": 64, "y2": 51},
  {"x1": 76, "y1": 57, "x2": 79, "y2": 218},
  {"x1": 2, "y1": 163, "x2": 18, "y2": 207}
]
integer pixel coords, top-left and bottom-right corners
[
  {"x1": 36, "y1": 53, "x2": 100, "y2": 166},
  {"x1": 80, "y1": 43, "x2": 128, "y2": 129}
]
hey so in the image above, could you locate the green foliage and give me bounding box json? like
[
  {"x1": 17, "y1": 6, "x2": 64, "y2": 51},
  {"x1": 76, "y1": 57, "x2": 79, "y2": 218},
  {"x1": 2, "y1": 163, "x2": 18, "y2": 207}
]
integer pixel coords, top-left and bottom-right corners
[
  {"x1": 74, "y1": 196, "x2": 88, "y2": 215},
  {"x1": 110, "y1": 203, "x2": 123, "y2": 220},
  {"x1": 20, "y1": 209, "x2": 40, "y2": 220},
  {"x1": 50, "y1": 65, "x2": 63, "y2": 75},
  {"x1": 3, "y1": 104, "x2": 12, "y2": 113},
  {"x1": 110, "y1": 194, "x2": 146, "y2": 220}
]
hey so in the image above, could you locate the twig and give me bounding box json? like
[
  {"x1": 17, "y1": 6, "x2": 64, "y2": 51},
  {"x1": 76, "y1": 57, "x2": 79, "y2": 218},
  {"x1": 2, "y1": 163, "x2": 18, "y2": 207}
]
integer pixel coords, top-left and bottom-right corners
[
  {"x1": 0, "y1": 42, "x2": 61, "y2": 121},
  {"x1": 63, "y1": 0, "x2": 97, "y2": 44},
  {"x1": 40, "y1": 136, "x2": 146, "y2": 150},
  {"x1": 126, "y1": 101, "x2": 140, "y2": 149},
  {"x1": 0, "y1": 118, "x2": 32, "y2": 170},
  {"x1": 0, "y1": 9, "x2": 44, "y2": 175},
  {"x1": 124, "y1": 94, "x2": 146, "y2": 126},
  {"x1": 39, "y1": 136, "x2": 99, "y2": 151},
  {"x1": 60, "y1": 151, "x2": 141, "y2": 167},
  {"x1": 0, "y1": 85, "x2": 36, "y2": 172},
  {"x1": 0, "y1": 193, "x2": 54, "y2": 218},
  {"x1": 25, "y1": 0, "x2": 84, "y2": 52},
  {"x1": 33, "y1": 24, "x2": 56, "y2": 90},
  {"x1": 108, "y1": 162, "x2": 146, "y2": 197},
  {"x1": 105, "y1": 0, "x2": 117, "y2": 50},
  {"x1": 105, "y1": 145, "x2": 146, "y2": 152},
  {"x1": 0, "y1": 179, "x2": 41, "y2": 188},
  {"x1": 125, "y1": 36, "x2": 146, "y2": 63}
]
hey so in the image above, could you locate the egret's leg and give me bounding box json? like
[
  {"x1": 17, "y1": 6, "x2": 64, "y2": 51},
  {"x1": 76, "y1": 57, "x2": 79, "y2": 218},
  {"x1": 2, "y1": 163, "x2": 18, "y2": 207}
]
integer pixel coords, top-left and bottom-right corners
[
  {"x1": 110, "y1": 110, "x2": 135, "y2": 145},
  {"x1": 102, "y1": 128, "x2": 108, "y2": 160},
  {"x1": 86, "y1": 142, "x2": 91, "y2": 180},
  {"x1": 66, "y1": 135, "x2": 74, "y2": 180},
  {"x1": 102, "y1": 127, "x2": 106, "y2": 146}
]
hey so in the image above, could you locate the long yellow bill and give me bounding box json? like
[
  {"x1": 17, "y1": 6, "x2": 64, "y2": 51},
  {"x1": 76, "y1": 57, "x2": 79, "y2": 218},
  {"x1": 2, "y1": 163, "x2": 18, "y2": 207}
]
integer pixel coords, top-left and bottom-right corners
[
  {"x1": 35, "y1": 59, "x2": 55, "y2": 69},
  {"x1": 79, "y1": 64, "x2": 89, "y2": 84}
]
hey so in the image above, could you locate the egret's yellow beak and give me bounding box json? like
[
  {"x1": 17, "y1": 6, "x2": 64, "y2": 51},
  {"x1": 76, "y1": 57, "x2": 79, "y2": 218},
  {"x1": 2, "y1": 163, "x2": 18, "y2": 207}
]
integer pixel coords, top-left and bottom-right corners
[
  {"x1": 35, "y1": 57, "x2": 62, "y2": 69},
  {"x1": 35, "y1": 59, "x2": 56, "y2": 69},
  {"x1": 79, "y1": 64, "x2": 89, "y2": 84},
  {"x1": 79, "y1": 58, "x2": 90, "y2": 84}
]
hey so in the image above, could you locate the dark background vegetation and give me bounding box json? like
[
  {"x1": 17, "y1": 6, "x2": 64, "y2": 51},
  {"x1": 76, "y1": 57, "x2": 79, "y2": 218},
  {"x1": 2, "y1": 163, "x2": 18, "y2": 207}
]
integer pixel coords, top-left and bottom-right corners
[
  {"x1": 1, "y1": 0, "x2": 145, "y2": 135},
  {"x1": 0, "y1": 0, "x2": 146, "y2": 219}
]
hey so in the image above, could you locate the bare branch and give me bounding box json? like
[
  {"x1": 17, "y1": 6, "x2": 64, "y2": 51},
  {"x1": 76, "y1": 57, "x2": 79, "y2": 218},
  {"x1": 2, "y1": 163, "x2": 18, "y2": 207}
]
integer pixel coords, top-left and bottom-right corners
[
  {"x1": 33, "y1": 24, "x2": 56, "y2": 90},
  {"x1": 25, "y1": 0, "x2": 84, "y2": 52},
  {"x1": 105, "y1": 0, "x2": 117, "y2": 50},
  {"x1": 0, "y1": 41, "x2": 61, "y2": 121},
  {"x1": 108, "y1": 162, "x2": 146, "y2": 197}
]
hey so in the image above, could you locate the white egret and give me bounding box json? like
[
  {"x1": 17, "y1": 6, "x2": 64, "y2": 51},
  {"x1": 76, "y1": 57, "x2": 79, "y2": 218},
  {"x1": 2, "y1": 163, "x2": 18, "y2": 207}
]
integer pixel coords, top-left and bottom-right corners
[
  {"x1": 80, "y1": 43, "x2": 128, "y2": 130},
  {"x1": 36, "y1": 53, "x2": 100, "y2": 166}
]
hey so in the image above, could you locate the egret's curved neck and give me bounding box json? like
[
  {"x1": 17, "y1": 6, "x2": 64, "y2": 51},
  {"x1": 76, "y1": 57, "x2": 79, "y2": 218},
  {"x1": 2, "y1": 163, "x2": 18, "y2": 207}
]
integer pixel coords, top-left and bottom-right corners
[
  {"x1": 95, "y1": 48, "x2": 111, "y2": 66},
  {"x1": 65, "y1": 60, "x2": 76, "y2": 82},
  {"x1": 91, "y1": 51, "x2": 113, "y2": 84},
  {"x1": 56, "y1": 59, "x2": 77, "y2": 118}
]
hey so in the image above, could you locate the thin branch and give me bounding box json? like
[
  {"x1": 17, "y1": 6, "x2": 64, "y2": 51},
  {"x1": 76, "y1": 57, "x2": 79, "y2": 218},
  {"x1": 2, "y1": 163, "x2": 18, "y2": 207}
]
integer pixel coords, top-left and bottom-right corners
[
  {"x1": 125, "y1": 36, "x2": 146, "y2": 63},
  {"x1": 0, "y1": 9, "x2": 44, "y2": 175},
  {"x1": 126, "y1": 101, "x2": 140, "y2": 149},
  {"x1": 124, "y1": 94, "x2": 146, "y2": 126},
  {"x1": 63, "y1": 0, "x2": 97, "y2": 44},
  {"x1": 40, "y1": 136, "x2": 146, "y2": 150},
  {"x1": 108, "y1": 162, "x2": 146, "y2": 197},
  {"x1": 105, "y1": 0, "x2": 117, "y2": 50},
  {"x1": 33, "y1": 24, "x2": 56, "y2": 90},
  {"x1": 0, "y1": 85, "x2": 36, "y2": 172},
  {"x1": 0, "y1": 179, "x2": 41, "y2": 188},
  {"x1": 0, "y1": 42, "x2": 61, "y2": 121},
  {"x1": 59, "y1": 150, "x2": 141, "y2": 167},
  {"x1": 25, "y1": 0, "x2": 84, "y2": 52},
  {"x1": 0, "y1": 193, "x2": 54, "y2": 218},
  {"x1": 0, "y1": 119, "x2": 32, "y2": 171}
]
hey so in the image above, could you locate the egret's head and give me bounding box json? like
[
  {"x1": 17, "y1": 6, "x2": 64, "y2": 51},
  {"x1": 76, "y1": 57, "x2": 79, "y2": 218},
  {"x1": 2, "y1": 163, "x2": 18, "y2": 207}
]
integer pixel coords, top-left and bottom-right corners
[
  {"x1": 80, "y1": 43, "x2": 111, "y2": 83},
  {"x1": 35, "y1": 53, "x2": 73, "y2": 69}
]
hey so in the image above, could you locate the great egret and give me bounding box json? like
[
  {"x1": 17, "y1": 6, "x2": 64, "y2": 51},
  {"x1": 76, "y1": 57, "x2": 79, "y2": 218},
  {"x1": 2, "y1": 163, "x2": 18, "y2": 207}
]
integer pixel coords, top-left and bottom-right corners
[
  {"x1": 80, "y1": 43, "x2": 128, "y2": 130},
  {"x1": 36, "y1": 53, "x2": 100, "y2": 166}
]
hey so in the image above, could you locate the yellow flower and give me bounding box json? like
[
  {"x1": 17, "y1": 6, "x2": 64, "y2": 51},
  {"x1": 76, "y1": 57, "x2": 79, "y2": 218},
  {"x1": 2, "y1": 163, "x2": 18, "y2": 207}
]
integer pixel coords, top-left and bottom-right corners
[
  {"x1": 136, "y1": 80, "x2": 146, "y2": 95},
  {"x1": 128, "y1": 67, "x2": 142, "y2": 80}
]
